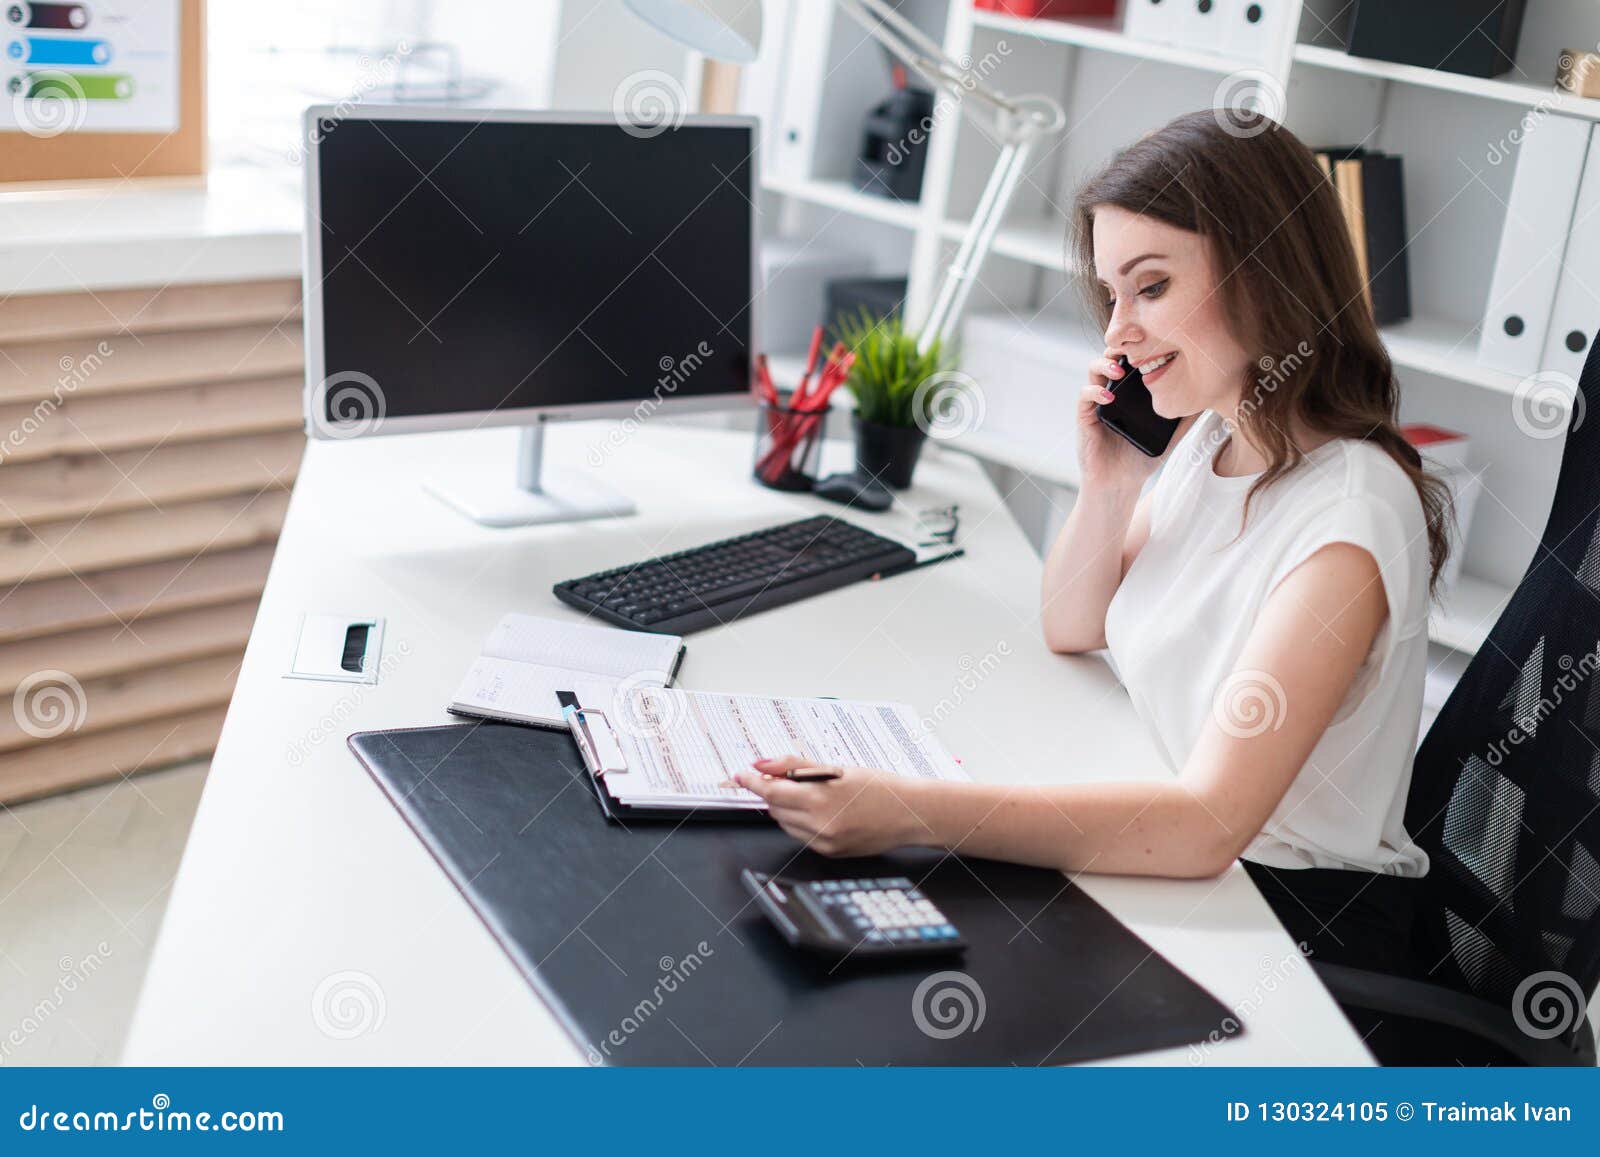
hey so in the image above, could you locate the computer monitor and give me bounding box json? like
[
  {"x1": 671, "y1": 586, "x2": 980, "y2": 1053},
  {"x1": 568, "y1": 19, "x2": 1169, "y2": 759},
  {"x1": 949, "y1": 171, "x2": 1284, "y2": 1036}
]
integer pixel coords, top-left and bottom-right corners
[{"x1": 302, "y1": 106, "x2": 757, "y2": 526}]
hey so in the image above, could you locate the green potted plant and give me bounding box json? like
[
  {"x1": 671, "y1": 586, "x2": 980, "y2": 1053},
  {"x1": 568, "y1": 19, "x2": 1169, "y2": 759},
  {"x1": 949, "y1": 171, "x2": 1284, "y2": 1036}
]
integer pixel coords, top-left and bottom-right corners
[{"x1": 834, "y1": 310, "x2": 956, "y2": 489}]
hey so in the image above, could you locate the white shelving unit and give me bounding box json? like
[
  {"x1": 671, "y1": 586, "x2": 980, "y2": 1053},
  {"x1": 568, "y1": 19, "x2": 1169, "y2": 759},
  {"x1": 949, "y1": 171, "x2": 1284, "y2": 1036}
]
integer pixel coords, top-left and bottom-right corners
[
  {"x1": 1430, "y1": 574, "x2": 1515, "y2": 657},
  {"x1": 764, "y1": 175, "x2": 926, "y2": 231},
  {"x1": 966, "y1": 9, "x2": 1255, "y2": 75},
  {"x1": 1293, "y1": 42, "x2": 1600, "y2": 122},
  {"x1": 746, "y1": 0, "x2": 1599, "y2": 654}
]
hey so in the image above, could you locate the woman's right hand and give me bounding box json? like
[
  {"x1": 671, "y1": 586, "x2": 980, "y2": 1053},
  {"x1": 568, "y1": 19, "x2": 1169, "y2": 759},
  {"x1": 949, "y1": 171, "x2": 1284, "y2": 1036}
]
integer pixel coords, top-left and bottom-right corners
[{"x1": 1076, "y1": 349, "x2": 1181, "y2": 495}]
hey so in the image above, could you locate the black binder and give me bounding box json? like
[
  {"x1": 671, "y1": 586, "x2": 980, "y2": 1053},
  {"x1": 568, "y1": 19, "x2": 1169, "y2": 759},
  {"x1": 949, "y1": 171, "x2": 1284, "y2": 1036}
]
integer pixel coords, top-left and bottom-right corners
[
  {"x1": 349, "y1": 721, "x2": 1241, "y2": 1065},
  {"x1": 1316, "y1": 146, "x2": 1411, "y2": 326}
]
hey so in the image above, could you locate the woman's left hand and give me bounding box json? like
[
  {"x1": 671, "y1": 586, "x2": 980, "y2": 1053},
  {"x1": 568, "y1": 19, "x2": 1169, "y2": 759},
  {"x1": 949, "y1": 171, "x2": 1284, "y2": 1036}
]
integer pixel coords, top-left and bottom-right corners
[{"x1": 732, "y1": 756, "x2": 930, "y2": 857}]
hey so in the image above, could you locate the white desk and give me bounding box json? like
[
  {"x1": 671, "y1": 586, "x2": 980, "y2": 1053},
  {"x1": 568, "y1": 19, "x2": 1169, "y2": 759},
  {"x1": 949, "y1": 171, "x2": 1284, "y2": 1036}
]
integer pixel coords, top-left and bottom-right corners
[{"x1": 122, "y1": 422, "x2": 1370, "y2": 1066}]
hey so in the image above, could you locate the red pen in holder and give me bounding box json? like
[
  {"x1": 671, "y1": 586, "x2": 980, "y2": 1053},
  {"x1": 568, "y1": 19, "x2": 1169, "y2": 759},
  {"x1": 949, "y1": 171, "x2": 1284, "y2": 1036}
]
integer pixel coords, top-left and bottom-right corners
[{"x1": 752, "y1": 391, "x2": 829, "y2": 491}]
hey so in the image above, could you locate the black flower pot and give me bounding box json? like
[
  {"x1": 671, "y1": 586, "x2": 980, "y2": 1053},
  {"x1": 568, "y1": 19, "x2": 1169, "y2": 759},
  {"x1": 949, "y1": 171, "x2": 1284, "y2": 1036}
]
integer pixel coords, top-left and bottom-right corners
[{"x1": 851, "y1": 412, "x2": 927, "y2": 490}]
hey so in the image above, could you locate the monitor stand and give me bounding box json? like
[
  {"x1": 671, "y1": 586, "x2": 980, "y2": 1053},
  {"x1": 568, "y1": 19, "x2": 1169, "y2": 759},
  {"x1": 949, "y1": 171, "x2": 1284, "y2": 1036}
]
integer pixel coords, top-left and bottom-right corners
[{"x1": 423, "y1": 422, "x2": 637, "y2": 528}]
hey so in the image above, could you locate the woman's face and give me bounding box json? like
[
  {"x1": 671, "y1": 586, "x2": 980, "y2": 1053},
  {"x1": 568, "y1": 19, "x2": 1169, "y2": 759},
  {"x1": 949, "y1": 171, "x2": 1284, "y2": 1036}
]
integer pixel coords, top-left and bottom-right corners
[{"x1": 1091, "y1": 205, "x2": 1252, "y2": 420}]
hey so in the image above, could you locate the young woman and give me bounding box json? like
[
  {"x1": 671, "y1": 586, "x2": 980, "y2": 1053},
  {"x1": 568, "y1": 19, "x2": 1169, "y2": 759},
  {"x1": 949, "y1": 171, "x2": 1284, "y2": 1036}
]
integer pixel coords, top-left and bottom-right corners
[{"x1": 734, "y1": 110, "x2": 1452, "y2": 972}]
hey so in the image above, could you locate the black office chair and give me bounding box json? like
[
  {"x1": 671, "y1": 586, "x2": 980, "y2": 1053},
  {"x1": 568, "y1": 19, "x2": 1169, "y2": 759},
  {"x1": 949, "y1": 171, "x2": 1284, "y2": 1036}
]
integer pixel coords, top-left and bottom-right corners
[{"x1": 1315, "y1": 332, "x2": 1600, "y2": 1066}]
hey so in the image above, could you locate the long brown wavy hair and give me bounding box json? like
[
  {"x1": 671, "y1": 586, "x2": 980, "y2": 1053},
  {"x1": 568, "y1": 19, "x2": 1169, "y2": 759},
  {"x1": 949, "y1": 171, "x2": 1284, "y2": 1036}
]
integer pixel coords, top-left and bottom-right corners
[{"x1": 1071, "y1": 110, "x2": 1452, "y2": 594}]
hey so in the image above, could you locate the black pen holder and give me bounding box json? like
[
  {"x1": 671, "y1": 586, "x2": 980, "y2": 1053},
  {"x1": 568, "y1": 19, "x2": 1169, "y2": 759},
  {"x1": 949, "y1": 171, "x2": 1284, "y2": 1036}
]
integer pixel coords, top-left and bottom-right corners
[{"x1": 752, "y1": 394, "x2": 829, "y2": 492}]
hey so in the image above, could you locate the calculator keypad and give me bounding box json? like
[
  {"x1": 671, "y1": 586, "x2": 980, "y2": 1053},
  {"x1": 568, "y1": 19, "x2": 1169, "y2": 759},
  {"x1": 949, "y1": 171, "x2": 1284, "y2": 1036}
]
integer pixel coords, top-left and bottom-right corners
[{"x1": 804, "y1": 877, "x2": 961, "y2": 945}]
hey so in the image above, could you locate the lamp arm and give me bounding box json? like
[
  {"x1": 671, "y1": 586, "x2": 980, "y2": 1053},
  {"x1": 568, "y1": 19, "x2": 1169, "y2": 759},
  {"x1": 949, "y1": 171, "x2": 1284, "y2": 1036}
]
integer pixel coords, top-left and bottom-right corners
[
  {"x1": 919, "y1": 135, "x2": 1035, "y2": 351},
  {"x1": 833, "y1": 0, "x2": 1066, "y2": 353}
]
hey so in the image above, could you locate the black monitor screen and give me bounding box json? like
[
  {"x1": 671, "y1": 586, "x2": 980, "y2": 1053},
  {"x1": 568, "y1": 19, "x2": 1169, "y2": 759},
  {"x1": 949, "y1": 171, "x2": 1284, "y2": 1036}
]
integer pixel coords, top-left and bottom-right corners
[{"x1": 314, "y1": 116, "x2": 753, "y2": 424}]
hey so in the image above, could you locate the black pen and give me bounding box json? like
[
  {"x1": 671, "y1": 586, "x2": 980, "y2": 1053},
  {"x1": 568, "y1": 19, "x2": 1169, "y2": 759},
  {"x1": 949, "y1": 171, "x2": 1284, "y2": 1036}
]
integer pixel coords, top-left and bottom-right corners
[{"x1": 784, "y1": 767, "x2": 843, "y2": 782}]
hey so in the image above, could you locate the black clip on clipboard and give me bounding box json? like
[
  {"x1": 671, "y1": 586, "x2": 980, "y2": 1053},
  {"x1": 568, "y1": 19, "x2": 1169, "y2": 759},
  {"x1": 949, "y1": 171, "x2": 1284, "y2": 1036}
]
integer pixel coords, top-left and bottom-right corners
[{"x1": 555, "y1": 690, "x2": 765, "y2": 825}]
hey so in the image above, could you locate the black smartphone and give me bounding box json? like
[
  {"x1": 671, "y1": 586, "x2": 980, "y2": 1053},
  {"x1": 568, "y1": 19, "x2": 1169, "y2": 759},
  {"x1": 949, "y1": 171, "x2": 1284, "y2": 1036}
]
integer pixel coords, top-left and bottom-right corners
[{"x1": 1095, "y1": 355, "x2": 1181, "y2": 458}]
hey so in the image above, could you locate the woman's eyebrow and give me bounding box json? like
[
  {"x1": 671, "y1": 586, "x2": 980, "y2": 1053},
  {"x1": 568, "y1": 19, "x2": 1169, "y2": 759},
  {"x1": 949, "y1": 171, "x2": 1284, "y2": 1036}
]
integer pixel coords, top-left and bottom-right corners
[
  {"x1": 1117, "y1": 252, "x2": 1167, "y2": 276},
  {"x1": 1094, "y1": 249, "x2": 1171, "y2": 283}
]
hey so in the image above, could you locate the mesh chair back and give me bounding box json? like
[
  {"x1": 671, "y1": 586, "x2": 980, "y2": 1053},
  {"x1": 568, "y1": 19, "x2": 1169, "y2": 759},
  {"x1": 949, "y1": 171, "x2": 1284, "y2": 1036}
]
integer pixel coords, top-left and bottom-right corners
[{"x1": 1407, "y1": 337, "x2": 1600, "y2": 1052}]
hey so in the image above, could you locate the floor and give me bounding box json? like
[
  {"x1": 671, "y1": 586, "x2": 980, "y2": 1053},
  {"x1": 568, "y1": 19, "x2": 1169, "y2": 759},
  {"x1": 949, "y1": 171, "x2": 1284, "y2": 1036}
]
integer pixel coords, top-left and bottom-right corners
[{"x1": 0, "y1": 761, "x2": 208, "y2": 1067}]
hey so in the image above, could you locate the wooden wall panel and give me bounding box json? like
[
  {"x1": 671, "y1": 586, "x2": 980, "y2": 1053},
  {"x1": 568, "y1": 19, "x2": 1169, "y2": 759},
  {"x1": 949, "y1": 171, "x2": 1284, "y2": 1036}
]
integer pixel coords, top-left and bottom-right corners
[
  {"x1": 0, "y1": 374, "x2": 303, "y2": 464},
  {"x1": 0, "y1": 281, "x2": 301, "y2": 344},
  {"x1": 0, "y1": 489, "x2": 292, "y2": 585},
  {"x1": 0, "y1": 324, "x2": 304, "y2": 403},
  {"x1": 0, "y1": 651, "x2": 242, "y2": 753},
  {"x1": 0, "y1": 599, "x2": 258, "y2": 695},
  {"x1": 0, "y1": 431, "x2": 305, "y2": 527},
  {"x1": 0, "y1": 708, "x2": 229, "y2": 806},
  {"x1": 0, "y1": 545, "x2": 276, "y2": 645},
  {"x1": 0, "y1": 277, "x2": 302, "y2": 802}
]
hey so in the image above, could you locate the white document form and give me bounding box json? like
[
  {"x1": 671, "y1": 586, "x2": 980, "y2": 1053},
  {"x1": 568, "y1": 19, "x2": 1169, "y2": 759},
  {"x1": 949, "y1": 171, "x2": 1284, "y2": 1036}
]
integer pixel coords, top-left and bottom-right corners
[{"x1": 571, "y1": 684, "x2": 967, "y2": 810}]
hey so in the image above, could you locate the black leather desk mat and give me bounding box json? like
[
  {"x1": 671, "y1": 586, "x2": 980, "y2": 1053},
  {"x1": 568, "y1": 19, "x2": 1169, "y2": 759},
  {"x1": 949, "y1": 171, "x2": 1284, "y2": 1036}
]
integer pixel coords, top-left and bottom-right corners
[{"x1": 349, "y1": 722, "x2": 1238, "y2": 1065}]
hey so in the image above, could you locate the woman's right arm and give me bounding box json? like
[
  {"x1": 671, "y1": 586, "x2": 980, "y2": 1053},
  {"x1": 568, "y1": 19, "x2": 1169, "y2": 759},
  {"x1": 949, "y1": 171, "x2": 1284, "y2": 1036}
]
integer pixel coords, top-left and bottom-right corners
[
  {"x1": 1040, "y1": 349, "x2": 1184, "y2": 654},
  {"x1": 1040, "y1": 486, "x2": 1150, "y2": 653}
]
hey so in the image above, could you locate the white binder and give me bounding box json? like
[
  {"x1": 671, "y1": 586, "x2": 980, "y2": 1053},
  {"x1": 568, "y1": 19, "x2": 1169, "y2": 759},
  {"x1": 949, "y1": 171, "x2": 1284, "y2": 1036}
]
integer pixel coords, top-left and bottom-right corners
[
  {"x1": 768, "y1": 0, "x2": 831, "y2": 183},
  {"x1": 1124, "y1": 0, "x2": 1178, "y2": 46},
  {"x1": 736, "y1": 0, "x2": 792, "y2": 180},
  {"x1": 1182, "y1": 0, "x2": 1227, "y2": 54},
  {"x1": 1222, "y1": 0, "x2": 1288, "y2": 64},
  {"x1": 1541, "y1": 122, "x2": 1600, "y2": 382},
  {"x1": 1478, "y1": 114, "x2": 1591, "y2": 376}
]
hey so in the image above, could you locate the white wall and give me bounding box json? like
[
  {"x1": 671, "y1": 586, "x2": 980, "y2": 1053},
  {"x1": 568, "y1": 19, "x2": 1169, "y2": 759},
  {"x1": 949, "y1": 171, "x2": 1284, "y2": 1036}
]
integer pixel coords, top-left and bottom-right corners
[
  {"x1": 549, "y1": 0, "x2": 691, "y2": 113},
  {"x1": 425, "y1": 0, "x2": 564, "y2": 108}
]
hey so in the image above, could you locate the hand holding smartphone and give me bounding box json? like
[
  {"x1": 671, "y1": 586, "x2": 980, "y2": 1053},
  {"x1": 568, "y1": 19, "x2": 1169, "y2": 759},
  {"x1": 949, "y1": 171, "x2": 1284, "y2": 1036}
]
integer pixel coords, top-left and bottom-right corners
[{"x1": 1096, "y1": 355, "x2": 1181, "y2": 458}]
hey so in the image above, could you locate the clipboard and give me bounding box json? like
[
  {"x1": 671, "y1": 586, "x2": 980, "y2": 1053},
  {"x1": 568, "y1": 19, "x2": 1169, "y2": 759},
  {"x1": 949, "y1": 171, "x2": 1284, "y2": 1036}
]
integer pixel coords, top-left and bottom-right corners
[{"x1": 555, "y1": 691, "x2": 766, "y2": 825}]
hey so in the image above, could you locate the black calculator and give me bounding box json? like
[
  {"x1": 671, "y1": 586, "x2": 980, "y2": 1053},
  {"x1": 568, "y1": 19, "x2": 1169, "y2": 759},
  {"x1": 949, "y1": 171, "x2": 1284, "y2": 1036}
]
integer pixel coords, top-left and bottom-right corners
[{"x1": 741, "y1": 869, "x2": 966, "y2": 958}]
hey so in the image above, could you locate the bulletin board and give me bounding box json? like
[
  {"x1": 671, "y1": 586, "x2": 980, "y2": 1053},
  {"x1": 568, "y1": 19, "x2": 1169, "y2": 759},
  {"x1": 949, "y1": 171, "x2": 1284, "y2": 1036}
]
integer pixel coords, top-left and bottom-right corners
[{"x1": 0, "y1": 0, "x2": 204, "y2": 185}]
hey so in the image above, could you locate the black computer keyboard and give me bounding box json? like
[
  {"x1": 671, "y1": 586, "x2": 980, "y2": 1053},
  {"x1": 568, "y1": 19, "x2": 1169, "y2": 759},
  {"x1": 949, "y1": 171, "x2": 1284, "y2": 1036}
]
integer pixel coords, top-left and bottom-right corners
[{"x1": 553, "y1": 516, "x2": 918, "y2": 635}]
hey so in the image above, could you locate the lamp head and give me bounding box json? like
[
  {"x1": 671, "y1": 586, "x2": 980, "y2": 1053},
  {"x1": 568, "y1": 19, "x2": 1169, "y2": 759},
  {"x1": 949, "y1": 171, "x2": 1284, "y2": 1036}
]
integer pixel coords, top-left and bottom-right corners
[{"x1": 622, "y1": 0, "x2": 763, "y2": 64}]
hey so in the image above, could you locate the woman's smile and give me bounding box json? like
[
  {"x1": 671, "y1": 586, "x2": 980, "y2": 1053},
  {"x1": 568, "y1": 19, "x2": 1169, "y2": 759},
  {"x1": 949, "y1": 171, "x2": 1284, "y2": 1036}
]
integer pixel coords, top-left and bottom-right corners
[{"x1": 1134, "y1": 349, "x2": 1179, "y2": 384}]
